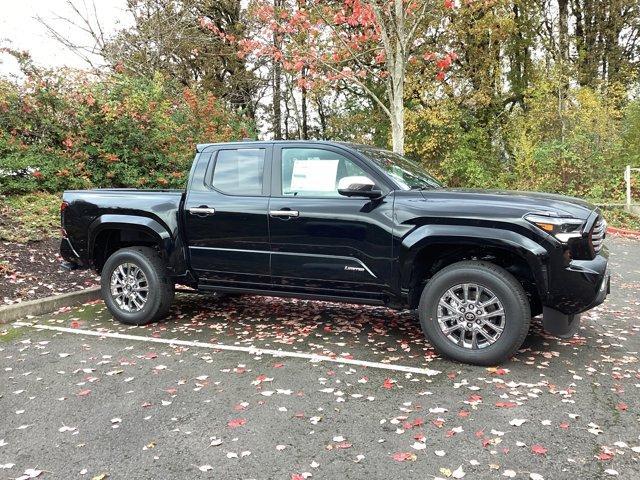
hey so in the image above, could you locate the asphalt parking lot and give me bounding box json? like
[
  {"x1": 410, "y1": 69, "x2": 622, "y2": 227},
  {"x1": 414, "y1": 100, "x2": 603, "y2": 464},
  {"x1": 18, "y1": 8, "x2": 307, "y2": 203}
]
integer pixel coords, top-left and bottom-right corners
[{"x1": 1, "y1": 236, "x2": 639, "y2": 480}]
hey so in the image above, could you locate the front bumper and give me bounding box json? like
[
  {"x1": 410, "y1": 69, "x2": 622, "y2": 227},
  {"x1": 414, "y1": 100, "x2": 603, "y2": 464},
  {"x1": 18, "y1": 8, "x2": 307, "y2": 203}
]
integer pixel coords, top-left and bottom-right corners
[
  {"x1": 545, "y1": 246, "x2": 610, "y2": 314},
  {"x1": 542, "y1": 249, "x2": 610, "y2": 337}
]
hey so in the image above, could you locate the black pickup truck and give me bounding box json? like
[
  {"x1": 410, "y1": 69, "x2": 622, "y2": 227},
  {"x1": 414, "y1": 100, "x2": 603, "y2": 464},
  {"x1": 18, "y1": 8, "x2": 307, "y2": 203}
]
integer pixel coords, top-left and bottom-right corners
[{"x1": 60, "y1": 141, "x2": 610, "y2": 365}]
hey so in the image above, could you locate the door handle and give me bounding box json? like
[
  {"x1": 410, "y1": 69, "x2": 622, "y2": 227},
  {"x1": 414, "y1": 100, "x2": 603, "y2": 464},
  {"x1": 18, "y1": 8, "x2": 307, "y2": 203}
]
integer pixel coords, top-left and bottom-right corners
[
  {"x1": 269, "y1": 209, "x2": 299, "y2": 218},
  {"x1": 188, "y1": 206, "x2": 216, "y2": 216}
]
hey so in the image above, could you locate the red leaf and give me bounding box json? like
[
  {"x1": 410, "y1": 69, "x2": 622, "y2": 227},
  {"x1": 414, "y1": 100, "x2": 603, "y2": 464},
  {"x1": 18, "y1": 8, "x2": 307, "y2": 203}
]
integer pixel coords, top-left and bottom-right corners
[
  {"x1": 382, "y1": 378, "x2": 395, "y2": 389},
  {"x1": 273, "y1": 363, "x2": 285, "y2": 368},
  {"x1": 598, "y1": 452, "x2": 613, "y2": 461},
  {"x1": 531, "y1": 444, "x2": 548, "y2": 456},
  {"x1": 70, "y1": 320, "x2": 81, "y2": 329},
  {"x1": 335, "y1": 442, "x2": 352, "y2": 449},
  {"x1": 227, "y1": 418, "x2": 247, "y2": 428},
  {"x1": 458, "y1": 410, "x2": 470, "y2": 418},
  {"x1": 559, "y1": 422, "x2": 570, "y2": 430},
  {"x1": 495, "y1": 401, "x2": 518, "y2": 408},
  {"x1": 616, "y1": 402, "x2": 628, "y2": 411},
  {"x1": 77, "y1": 389, "x2": 91, "y2": 397},
  {"x1": 291, "y1": 475, "x2": 305, "y2": 480},
  {"x1": 392, "y1": 452, "x2": 417, "y2": 462}
]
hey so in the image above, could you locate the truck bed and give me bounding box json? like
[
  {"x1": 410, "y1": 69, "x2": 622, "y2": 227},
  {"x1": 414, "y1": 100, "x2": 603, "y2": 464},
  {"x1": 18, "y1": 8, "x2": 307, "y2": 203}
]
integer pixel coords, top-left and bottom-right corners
[{"x1": 61, "y1": 188, "x2": 187, "y2": 275}]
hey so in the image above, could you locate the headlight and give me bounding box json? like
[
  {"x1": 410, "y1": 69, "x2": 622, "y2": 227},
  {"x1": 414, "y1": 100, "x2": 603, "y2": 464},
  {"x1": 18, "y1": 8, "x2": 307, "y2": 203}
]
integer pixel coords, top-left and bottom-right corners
[{"x1": 525, "y1": 213, "x2": 584, "y2": 242}]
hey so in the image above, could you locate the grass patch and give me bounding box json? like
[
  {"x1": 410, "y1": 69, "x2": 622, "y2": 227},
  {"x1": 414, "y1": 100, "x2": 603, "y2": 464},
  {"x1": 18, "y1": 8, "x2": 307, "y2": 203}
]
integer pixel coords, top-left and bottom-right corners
[
  {"x1": 0, "y1": 326, "x2": 26, "y2": 342},
  {"x1": 601, "y1": 207, "x2": 640, "y2": 231},
  {"x1": 0, "y1": 192, "x2": 60, "y2": 242}
]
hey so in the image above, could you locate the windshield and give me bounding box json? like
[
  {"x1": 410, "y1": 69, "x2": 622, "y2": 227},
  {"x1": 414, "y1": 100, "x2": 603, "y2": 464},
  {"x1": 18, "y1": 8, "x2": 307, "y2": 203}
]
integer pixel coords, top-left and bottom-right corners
[{"x1": 354, "y1": 147, "x2": 442, "y2": 190}]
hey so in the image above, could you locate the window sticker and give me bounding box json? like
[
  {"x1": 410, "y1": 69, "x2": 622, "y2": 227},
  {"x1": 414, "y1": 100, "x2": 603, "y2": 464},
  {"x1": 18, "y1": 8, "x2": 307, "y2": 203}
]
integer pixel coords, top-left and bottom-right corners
[{"x1": 289, "y1": 159, "x2": 339, "y2": 192}]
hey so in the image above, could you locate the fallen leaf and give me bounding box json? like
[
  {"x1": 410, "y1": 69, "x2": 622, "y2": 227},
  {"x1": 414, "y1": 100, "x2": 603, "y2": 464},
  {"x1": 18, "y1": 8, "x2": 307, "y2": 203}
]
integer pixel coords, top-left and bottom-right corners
[
  {"x1": 392, "y1": 452, "x2": 416, "y2": 462},
  {"x1": 452, "y1": 465, "x2": 466, "y2": 478},
  {"x1": 531, "y1": 444, "x2": 548, "y2": 456},
  {"x1": 227, "y1": 418, "x2": 247, "y2": 428}
]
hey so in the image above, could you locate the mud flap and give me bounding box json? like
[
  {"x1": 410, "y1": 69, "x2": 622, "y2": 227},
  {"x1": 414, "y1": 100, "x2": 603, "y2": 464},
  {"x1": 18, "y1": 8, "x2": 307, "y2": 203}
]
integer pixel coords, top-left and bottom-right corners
[{"x1": 542, "y1": 307, "x2": 581, "y2": 338}]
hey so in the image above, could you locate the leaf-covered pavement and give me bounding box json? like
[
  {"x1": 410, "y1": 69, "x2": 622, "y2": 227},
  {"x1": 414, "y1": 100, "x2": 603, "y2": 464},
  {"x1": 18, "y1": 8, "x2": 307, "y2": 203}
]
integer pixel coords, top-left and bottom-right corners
[{"x1": 0, "y1": 236, "x2": 638, "y2": 479}]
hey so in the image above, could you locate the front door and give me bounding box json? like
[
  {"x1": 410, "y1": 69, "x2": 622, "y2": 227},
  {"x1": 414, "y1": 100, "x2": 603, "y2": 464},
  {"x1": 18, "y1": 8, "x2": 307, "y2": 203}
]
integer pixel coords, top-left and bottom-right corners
[
  {"x1": 268, "y1": 144, "x2": 394, "y2": 299},
  {"x1": 184, "y1": 146, "x2": 272, "y2": 287}
]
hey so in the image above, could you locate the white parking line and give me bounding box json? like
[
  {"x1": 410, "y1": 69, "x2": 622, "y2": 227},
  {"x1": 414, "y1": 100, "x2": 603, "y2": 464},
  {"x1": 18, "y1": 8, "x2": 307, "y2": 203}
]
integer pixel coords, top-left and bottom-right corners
[{"x1": 12, "y1": 322, "x2": 441, "y2": 376}]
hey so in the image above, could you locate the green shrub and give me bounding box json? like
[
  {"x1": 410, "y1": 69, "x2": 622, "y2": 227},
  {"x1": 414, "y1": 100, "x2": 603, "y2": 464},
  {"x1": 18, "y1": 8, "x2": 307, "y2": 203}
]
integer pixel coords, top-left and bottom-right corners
[{"x1": 0, "y1": 71, "x2": 250, "y2": 194}]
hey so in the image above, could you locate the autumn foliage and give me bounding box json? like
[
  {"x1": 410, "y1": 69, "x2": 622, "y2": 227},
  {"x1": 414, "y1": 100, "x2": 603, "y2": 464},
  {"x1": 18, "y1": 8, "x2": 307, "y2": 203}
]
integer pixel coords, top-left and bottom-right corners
[{"x1": 0, "y1": 67, "x2": 249, "y2": 194}]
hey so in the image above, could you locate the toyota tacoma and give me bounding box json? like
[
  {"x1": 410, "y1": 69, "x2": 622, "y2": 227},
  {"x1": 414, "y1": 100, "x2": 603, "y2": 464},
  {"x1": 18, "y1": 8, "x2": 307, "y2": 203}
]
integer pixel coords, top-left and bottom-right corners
[{"x1": 60, "y1": 141, "x2": 610, "y2": 365}]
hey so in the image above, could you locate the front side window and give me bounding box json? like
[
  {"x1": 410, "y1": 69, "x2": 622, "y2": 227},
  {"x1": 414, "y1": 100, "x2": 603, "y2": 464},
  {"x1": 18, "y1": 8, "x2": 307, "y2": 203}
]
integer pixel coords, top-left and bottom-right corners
[
  {"x1": 211, "y1": 148, "x2": 265, "y2": 195},
  {"x1": 281, "y1": 148, "x2": 372, "y2": 197}
]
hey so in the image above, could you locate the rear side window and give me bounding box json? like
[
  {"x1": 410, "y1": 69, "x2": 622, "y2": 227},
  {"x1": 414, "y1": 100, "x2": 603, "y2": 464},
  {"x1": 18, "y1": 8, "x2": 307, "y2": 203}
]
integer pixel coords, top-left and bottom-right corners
[{"x1": 211, "y1": 148, "x2": 265, "y2": 195}]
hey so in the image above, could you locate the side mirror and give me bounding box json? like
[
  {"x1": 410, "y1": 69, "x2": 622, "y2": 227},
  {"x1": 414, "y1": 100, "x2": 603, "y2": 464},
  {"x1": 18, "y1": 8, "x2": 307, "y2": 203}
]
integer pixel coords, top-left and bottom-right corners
[{"x1": 337, "y1": 176, "x2": 382, "y2": 199}]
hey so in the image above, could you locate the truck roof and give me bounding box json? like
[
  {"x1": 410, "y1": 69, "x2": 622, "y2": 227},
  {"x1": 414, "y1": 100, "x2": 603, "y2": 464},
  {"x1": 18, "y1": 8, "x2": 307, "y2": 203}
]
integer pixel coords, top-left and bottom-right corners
[{"x1": 195, "y1": 140, "x2": 374, "y2": 153}]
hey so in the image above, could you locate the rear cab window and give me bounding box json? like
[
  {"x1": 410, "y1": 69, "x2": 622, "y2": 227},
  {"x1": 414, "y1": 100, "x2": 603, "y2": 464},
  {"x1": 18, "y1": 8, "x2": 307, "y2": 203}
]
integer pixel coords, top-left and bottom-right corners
[{"x1": 208, "y1": 148, "x2": 265, "y2": 196}]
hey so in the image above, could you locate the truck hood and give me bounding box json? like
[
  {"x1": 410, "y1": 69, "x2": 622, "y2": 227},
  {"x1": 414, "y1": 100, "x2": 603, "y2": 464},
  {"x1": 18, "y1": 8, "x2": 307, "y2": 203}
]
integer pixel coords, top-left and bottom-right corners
[{"x1": 409, "y1": 188, "x2": 596, "y2": 221}]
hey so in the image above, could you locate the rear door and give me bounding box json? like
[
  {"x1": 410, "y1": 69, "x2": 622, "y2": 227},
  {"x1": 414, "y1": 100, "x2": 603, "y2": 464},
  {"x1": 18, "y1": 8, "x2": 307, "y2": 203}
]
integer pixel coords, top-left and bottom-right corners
[
  {"x1": 268, "y1": 144, "x2": 394, "y2": 299},
  {"x1": 184, "y1": 145, "x2": 272, "y2": 287}
]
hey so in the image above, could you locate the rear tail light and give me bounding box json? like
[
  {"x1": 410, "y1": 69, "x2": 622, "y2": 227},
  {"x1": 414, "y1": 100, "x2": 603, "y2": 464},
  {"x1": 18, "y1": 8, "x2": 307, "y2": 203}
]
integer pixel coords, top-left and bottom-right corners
[{"x1": 60, "y1": 201, "x2": 69, "y2": 234}]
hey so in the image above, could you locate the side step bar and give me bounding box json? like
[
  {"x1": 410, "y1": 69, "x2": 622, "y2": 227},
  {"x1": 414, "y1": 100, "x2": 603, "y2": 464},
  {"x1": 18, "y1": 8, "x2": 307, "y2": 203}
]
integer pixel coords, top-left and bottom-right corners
[{"x1": 198, "y1": 285, "x2": 387, "y2": 306}]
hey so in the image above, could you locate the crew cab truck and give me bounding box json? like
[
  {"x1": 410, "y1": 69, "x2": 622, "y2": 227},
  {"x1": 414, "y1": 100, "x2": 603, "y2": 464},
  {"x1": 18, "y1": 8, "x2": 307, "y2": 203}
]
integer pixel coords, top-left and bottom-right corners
[{"x1": 60, "y1": 141, "x2": 610, "y2": 365}]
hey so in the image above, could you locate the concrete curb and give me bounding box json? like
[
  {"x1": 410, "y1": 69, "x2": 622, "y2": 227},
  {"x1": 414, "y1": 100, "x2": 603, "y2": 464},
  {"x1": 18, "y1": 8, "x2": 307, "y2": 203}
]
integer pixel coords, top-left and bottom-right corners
[
  {"x1": 607, "y1": 226, "x2": 640, "y2": 238},
  {"x1": 0, "y1": 287, "x2": 102, "y2": 324}
]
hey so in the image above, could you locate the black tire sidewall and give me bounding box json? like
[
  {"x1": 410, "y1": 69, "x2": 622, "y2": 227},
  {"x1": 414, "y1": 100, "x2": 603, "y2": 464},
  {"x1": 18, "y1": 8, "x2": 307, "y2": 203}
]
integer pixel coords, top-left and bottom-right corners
[
  {"x1": 101, "y1": 248, "x2": 163, "y2": 325},
  {"x1": 418, "y1": 264, "x2": 530, "y2": 365}
]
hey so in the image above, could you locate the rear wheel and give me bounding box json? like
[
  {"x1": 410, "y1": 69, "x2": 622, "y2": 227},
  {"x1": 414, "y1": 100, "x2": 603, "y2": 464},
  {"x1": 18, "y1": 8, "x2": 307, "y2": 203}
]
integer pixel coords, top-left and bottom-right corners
[
  {"x1": 101, "y1": 247, "x2": 174, "y2": 325},
  {"x1": 418, "y1": 261, "x2": 530, "y2": 365}
]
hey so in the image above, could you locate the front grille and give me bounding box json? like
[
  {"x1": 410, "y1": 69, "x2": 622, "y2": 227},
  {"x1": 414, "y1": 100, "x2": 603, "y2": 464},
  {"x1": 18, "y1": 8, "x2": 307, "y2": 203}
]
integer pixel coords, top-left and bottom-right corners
[{"x1": 591, "y1": 217, "x2": 607, "y2": 253}]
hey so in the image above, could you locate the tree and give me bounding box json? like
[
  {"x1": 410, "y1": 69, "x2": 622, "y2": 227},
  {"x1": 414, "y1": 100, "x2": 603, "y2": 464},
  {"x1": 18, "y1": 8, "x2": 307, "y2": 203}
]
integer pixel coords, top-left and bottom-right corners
[
  {"x1": 39, "y1": 0, "x2": 260, "y2": 118},
  {"x1": 221, "y1": 0, "x2": 454, "y2": 153}
]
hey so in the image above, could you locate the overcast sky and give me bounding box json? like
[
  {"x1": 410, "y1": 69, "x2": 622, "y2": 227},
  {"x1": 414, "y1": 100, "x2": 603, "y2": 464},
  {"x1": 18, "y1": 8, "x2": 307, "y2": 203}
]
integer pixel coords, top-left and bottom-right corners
[{"x1": 0, "y1": 0, "x2": 128, "y2": 77}]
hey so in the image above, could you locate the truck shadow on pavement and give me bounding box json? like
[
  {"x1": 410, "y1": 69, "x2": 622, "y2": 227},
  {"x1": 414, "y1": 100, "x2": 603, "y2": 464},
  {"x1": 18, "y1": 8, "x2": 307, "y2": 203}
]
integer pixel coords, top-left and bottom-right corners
[{"x1": 127, "y1": 291, "x2": 581, "y2": 369}]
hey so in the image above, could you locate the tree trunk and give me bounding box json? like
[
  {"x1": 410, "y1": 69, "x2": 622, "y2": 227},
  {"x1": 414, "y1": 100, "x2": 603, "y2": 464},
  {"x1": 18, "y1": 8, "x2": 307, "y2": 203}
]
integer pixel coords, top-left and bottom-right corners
[
  {"x1": 389, "y1": 78, "x2": 405, "y2": 154},
  {"x1": 301, "y1": 66, "x2": 308, "y2": 139},
  {"x1": 272, "y1": 0, "x2": 283, "y2": 140},
  {"x1": 390, "y1": 0, "x2": 405, "y2": 155}
]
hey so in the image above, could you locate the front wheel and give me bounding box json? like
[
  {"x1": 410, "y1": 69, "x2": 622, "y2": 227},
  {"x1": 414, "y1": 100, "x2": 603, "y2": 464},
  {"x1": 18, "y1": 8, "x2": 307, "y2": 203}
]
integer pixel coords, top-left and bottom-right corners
[
  {"x1": 418, "y1": 261, "x2": 530, "y2": 365},
  {"x1": 101, "y1": 246, "x2": 174, "y2": 325}
]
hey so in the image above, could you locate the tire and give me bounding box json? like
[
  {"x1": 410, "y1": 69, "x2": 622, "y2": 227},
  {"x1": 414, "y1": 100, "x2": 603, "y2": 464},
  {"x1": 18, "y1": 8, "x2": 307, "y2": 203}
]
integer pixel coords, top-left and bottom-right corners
[
  {"x1": 418, "y1": 261, "x2": 530, "y2": 366},
  {"x1": 101, "y1": 246, "x2": 175, "y2": 325}
]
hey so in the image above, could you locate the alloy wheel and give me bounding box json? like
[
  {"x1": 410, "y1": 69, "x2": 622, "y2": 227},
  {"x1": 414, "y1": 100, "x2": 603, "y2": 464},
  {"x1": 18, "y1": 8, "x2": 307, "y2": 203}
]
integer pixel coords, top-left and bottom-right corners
[
  {"x1": 110, "y1": 262, "x2": 149, "y2": 313},
  {"x1": 436, "y1": 283, "x2": 506, "y2": 349}
]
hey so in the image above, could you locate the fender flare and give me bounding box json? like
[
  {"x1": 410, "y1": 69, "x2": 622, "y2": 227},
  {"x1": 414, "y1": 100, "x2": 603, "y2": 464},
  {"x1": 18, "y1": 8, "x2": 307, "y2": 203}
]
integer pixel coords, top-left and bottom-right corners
[
  {"x1": 88, "y1": 214, "x2": 173, "y2": 261},
  {"x1": 400, "y1": 224, "x2": 549, "y2": 296}
]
